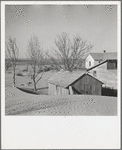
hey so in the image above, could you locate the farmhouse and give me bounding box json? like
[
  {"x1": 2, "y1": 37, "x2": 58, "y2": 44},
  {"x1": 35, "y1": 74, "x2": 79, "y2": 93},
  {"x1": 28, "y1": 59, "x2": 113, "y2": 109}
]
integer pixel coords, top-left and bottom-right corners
[
  {"x1": 85, "y1": 51, "x2": 117, "y2": 70},
  {"x1": 85, "y1": 53, "x2": 103, "y2": 69},
  {"x1": 48, "y1": 70, "x2": 103, "y2": 95}
]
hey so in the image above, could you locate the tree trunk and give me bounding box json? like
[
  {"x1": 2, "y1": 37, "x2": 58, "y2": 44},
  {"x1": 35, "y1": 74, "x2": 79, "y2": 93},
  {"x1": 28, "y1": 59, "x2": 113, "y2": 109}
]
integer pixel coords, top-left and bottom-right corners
[
  {"x1": 13, "y1": 64, "x2": 16, "y2": 87},
  {"x1": 33, "y1": 80, "x2": 37, "y2": 91},
  {"x1": 33, "y1": 66, "x2": 37, "y2": 91}
]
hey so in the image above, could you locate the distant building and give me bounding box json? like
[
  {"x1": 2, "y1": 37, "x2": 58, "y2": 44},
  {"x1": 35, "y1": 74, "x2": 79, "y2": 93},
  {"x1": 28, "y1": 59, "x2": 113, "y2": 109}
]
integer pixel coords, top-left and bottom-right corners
[
  {"x1": 85, "y1": 53, "x2": 103, "y2": 69},
  {"x1": 85, "y1": 51, "x2": 117, "y2": 70},
  {"x1": 48, "y1": 70, "x2": 103, "y2": 95}
]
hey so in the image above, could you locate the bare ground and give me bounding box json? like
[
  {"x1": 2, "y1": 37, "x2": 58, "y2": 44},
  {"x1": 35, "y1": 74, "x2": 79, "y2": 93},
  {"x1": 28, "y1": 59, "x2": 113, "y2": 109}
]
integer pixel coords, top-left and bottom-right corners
[
  {"x1": 5, "y1": 87, "x2": 117, "y2": 116},
  {"x1": 5, "y1": 70, "x2": 117, "y2": 116}
]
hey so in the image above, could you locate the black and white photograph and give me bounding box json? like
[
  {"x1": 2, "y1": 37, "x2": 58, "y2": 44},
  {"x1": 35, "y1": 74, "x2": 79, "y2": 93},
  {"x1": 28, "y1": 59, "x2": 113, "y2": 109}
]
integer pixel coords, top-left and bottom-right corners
[{"x1": 1, "y1": 1, "x2": 121, "y2": 149}]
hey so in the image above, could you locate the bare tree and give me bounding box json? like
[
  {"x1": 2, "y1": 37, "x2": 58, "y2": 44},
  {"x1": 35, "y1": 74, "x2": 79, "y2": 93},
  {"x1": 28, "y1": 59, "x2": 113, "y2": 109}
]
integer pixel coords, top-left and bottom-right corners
[
  {"x1": 5, "y1": 36, "x2": 19, "y2": 87},
  {"x1": 27, "y1": 35, "x2": 44, "y2": 91},
  {"x1": 5, "y1": 58, "x2": 12, "y2": 70},
  {"x1": 47, "y1": 32, "x2": 93, "y2": 71}
]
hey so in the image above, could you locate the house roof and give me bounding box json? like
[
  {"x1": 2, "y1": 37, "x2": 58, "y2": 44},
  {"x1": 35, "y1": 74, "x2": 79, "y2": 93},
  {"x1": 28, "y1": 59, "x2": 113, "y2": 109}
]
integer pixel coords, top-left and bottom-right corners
[
  {"x1": 102, "y1": 52, "x2": 117, "y2": 60},
  {"x1": 90, "y1": 53, "x2": 103, "y2": 61},
  {"x1": 89, "y1": 52, "x2": 117, "y2": 61},
  {"x1": 48, "y1": 69, "x2": 103, "y2": 88}
]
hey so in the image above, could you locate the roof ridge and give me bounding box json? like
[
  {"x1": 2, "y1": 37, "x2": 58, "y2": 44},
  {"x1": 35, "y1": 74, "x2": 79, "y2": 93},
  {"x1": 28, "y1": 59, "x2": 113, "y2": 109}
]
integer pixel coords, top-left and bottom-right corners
[{"x1": 90, "y1": 52, "x2": 117, "y2": 53}]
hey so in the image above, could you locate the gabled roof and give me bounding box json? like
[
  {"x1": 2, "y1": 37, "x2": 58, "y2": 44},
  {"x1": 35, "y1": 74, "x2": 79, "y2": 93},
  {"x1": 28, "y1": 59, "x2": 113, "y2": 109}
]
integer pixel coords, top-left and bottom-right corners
[
  {"x1": 89, "y1": 52, "x2": 117, "y2": 61},
  {"x1": 48, "y1": 70, "x2": 86, "y2": 88},
  {"x1": 48, "y1": 69, "x2": 103, "y2": 88},
  {"x1": 102, "y1": 52, "x2": 117, "y2": 60},
  {"x1": 90, "y1": 53, "x2": 103, "y2": 61}
]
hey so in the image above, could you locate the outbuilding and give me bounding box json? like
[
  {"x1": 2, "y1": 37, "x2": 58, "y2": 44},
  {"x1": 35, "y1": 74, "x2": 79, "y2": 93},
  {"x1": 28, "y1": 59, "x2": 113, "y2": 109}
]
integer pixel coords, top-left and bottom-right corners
[
  {"x1": 48, "y1": 70, "x2": 103, "y2": 95},
  {"x1": 102, "y1": 52, "x2": 117, "y2": 69}
]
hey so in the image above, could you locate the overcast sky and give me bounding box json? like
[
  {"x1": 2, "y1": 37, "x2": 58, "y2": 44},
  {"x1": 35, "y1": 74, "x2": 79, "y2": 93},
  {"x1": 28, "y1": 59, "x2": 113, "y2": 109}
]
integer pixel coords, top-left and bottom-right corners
[{"x1": 5, "y1": 5, "x2": 117, "y2": 58}]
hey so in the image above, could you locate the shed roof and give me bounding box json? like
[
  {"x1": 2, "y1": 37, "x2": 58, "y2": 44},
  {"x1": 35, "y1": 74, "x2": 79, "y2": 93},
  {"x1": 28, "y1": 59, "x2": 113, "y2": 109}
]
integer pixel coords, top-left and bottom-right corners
[{"x1": 48, "y1": 69, "x2": 103, "y2": 88}]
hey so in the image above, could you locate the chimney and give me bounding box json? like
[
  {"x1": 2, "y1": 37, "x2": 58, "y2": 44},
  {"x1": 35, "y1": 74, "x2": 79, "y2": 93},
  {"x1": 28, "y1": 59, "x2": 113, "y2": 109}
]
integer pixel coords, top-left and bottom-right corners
[{"x1": 103, "y1": 50, "x2": 106, "y2": 53}]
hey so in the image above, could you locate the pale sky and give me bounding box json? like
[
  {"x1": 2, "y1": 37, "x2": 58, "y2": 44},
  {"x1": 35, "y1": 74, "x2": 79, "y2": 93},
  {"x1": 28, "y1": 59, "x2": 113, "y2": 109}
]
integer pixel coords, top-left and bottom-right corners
[{"x1": 5, "y1": 5, "x2": 117, "y2": 58}]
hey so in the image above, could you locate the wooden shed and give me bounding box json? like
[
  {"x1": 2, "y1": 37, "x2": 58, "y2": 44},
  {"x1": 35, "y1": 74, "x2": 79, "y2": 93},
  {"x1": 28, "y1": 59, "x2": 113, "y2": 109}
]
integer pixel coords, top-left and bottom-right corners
[
  {"x1": 48, "y1": 70, "x2": 103, "y2": 95},
  {"x1": 103, "y1": 52, "x2": 117, "y2": 70}
]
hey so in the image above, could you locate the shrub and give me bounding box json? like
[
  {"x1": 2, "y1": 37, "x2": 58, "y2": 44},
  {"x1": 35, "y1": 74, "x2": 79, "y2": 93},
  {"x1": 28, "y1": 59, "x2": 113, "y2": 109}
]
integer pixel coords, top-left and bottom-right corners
[
  {"x1": 38, "y1": 66, "x2": 51, "y2": 73},
  {"x1": 44, "y1": 67, "x2": 51, "y2": 72},
  {"x1": 22, "y1": 69, "x2": 28, "y2": 72},
  {"x1": 8, "y1": 71, "x2": 12, "y2": 74},
  {"x1": 16, "y1": 72, "x2": 23, "y2": 76},
  {"x1": 37, "y1": 69, "x2": 43, "y2": 74}
]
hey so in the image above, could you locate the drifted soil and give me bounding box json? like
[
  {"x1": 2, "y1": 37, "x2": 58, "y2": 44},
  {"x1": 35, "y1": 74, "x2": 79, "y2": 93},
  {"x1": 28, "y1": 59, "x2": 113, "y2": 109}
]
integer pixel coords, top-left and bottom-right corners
[
  {"x1": 5, "y1": 70, "x2": 117, "y2": 116},
  {"x1": 5, "y1": 87, "x2": 117, "y2": 116}
]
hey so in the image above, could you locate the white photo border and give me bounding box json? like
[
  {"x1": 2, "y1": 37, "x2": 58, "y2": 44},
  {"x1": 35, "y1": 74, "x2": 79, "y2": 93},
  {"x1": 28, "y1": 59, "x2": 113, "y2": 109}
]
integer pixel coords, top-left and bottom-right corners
[{"x1": 1, "y1": 1, "x2": 121, "y2": 149}]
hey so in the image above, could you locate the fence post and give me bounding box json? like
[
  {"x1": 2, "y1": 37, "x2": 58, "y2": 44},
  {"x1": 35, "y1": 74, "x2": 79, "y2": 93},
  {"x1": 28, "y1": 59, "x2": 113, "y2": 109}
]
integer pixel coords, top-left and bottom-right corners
[{"x1": 69, "y1": 86, "x2": 73, "y2": 95}]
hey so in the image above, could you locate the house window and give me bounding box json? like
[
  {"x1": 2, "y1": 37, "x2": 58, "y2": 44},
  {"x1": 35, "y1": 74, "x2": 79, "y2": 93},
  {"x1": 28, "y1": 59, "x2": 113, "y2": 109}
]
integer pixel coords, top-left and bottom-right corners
[
  {"x1": 93, "y1": 70, "x2": 97, "y2": 77},
  {"x1": 89, "y1": 61, "x2": 91, "y2": 66},
  {"x1": 56, "y1": 85, "x2": 59, "y2": 93}
]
